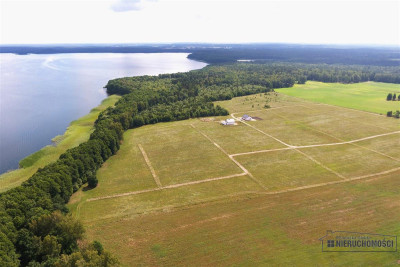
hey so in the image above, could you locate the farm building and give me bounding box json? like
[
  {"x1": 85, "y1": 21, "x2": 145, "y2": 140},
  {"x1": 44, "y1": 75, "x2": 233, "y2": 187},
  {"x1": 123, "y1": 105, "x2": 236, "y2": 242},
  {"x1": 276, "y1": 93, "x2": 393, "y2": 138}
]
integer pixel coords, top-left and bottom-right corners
[
  {"x1": 242, "y1": 114, "x2": 252, "y2": 121},
  {"x1": 221, "y1": 118, "x2": 236, "y2": 125}
]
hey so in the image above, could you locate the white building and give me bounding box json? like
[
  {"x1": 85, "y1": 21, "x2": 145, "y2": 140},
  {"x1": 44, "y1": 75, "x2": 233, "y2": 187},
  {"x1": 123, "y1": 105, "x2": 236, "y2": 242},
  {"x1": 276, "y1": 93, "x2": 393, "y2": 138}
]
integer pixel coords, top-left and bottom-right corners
[
  {"x1": 226, "y1": 119, "x2": 235, "y2": 125},
  {"x1": 242, "y1": 114, "x2": 252, "y2": 121},
  {"x1": 221, "y1": 118, "x2": 236, "y2": 125}
]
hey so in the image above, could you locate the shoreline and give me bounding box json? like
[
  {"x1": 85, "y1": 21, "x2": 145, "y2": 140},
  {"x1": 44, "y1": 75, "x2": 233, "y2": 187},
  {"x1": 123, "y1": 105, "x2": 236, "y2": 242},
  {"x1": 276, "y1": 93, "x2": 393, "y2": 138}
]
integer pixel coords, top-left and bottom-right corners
[{"x1": 0, "y1": 95, "x2": 121, "y2": 193}]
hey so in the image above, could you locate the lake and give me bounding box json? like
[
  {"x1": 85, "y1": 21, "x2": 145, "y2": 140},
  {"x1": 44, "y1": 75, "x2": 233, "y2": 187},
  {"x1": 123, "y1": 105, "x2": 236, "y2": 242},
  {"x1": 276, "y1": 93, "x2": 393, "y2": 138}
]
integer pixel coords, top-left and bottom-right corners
[{"x1": 0, "y1": 53, "x2": 207, "y2": 174}]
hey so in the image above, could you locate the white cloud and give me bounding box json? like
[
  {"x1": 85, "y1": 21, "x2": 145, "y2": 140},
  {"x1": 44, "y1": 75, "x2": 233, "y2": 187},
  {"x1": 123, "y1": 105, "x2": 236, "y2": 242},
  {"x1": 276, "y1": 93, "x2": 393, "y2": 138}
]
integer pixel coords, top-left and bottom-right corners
[
  {"x1": 111, "y1": 0, "x2": 156, "y2": 12},
  {"x1": 0, "y1": 0, "x2": 398, "y2": 45}
]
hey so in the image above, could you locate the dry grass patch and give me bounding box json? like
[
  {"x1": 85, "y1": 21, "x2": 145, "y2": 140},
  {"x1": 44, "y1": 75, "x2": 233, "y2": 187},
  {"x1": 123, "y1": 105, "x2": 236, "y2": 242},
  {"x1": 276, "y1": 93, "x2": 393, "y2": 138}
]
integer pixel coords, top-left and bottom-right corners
[
  {"x1": 300, "y1": 144, "x2": 400, "y2": 178},
  {"x1": 239, "y1": 109, "x2": 339, "y2": 146},
  {"x1": 356, "y1": 133, "x2": 400, "y2": 159},
  {"x1": 132, "y1": 123, "x2": 242, "y2": 186},
  {"x1": 81, "y1": 170, "x2": 400, "y2": 266},
  {"x1": 74, "y1": 175, "x2": 263, "y2": 223},
  {"x1": 190, "y1": 119, "x2": 286, "y2": 155},
  {"x1": 235, "y1": 149, "x2": 342, "y2": 191},
  {"x1": 86, "y1": 130, "x2": 158, "y2": 199}
]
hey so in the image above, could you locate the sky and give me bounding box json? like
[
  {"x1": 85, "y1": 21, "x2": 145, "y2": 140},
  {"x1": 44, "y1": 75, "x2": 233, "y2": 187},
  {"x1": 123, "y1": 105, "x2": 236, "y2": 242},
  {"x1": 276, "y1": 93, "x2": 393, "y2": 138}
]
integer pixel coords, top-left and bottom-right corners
[{"x1": 0, "y1": 0, "x2": 399, "y2": 45}]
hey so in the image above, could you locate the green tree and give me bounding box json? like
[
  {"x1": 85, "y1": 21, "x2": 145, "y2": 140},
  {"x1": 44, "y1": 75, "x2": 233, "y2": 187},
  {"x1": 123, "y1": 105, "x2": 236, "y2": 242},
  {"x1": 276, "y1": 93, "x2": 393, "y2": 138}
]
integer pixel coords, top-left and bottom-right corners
[{"x1": 0, "y1": 232, "x2": 19, "y2": 267}]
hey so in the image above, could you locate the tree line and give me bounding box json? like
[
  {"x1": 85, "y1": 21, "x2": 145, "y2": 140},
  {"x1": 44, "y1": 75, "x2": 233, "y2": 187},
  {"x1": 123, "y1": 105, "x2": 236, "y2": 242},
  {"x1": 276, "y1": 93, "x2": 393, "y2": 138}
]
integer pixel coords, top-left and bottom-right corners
[
  {"x1": 386, "y1": 93, "x2": 400, "y2": 101},
  {"x1": 187, "y1": 45, "x2": 400, "y2": 66},
  {"x1": 1, "y1": 62, "x2": 399, "y2": 266}
]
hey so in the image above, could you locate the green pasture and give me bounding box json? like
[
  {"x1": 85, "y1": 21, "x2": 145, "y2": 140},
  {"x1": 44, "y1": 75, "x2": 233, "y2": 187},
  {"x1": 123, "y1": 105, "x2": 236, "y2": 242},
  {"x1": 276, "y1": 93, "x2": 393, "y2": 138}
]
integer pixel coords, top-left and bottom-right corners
[{"x1": 277, "y1": 81, "x2": 400, "y2": 114}]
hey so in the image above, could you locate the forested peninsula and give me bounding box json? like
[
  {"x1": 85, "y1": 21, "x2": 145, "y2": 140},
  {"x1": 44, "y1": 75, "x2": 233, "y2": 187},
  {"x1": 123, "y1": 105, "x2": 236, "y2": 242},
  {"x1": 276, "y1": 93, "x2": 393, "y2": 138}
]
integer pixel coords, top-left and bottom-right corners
[{"x1": 1, "y1": 60, "x2": 400, "y2": 266}]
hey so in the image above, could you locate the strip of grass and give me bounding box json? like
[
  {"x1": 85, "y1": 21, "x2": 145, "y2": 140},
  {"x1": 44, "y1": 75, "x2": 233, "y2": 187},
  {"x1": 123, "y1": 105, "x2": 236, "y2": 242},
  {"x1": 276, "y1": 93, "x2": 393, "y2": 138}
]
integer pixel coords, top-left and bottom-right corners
[
  {"x1": 0, "y1": 95, "x2": 120, "y2": 193},
  {"x1": 277, "y1": 81, "x2": 400, "y2": 115}
]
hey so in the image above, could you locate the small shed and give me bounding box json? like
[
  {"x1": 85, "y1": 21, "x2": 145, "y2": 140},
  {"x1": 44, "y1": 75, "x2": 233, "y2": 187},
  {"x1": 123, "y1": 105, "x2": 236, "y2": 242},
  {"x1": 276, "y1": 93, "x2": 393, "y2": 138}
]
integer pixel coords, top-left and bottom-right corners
[
  {"x1": 242, "y1": 114, "x2": 252, "y2": 121},
  {"x1": 226, "y1": 119, "x2": 235, "y2": 125}
]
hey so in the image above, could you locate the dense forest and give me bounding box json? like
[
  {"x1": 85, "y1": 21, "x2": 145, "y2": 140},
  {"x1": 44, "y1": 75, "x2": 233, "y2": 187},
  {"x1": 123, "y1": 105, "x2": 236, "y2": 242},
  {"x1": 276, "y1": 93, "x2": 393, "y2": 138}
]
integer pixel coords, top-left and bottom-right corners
[
  {"x1": 2, "y1": 43, "x2": 399, "y2": 68},
  {"x1": 1, "y1": 62, "x2": 400, "y2": 266},
  {"x1": 187, "y1": 44, "x2": 400, "y2": 66}
]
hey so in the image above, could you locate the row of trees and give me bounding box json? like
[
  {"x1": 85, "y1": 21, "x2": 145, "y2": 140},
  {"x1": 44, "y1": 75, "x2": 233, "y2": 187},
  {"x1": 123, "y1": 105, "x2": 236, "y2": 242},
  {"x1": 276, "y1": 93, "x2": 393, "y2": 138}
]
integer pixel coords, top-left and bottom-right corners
[
  {"x1": 387, "y1": 110, "x2": 400, "y2": 118},
  {"x1": 387, "y1": 93, "x2": 400, "y2": 101},
  {"x1": 2, "y1": 62, "x2": 398, "y2": 266}
]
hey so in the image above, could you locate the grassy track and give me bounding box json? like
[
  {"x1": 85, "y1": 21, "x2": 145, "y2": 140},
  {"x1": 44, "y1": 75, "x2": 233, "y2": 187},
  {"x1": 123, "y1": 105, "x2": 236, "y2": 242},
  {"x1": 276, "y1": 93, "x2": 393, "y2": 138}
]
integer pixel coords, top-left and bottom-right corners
[
  {"x1": 277, "y1": 81, "x2": 400, "y2": 114},
  {"x1": 0, "y1": 95, "x2": 120, "y2": 193},
  {"x1": 68, "y1": 91, "x2": 400, "y2": 266}
]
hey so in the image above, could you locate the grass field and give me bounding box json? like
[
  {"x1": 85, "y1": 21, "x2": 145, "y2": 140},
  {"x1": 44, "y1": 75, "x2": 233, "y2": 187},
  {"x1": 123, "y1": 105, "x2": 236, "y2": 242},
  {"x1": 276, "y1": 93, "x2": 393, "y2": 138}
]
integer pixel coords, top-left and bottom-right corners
[
  {"x1": 68, "y1": 91, "x2": 400, "y2": 266},
  {"x1": 277, "y1": 81, "x2": 400, "y2": 114},
  {"x1": 0, "y1": 95, "x2": 120, "y2": 193}
]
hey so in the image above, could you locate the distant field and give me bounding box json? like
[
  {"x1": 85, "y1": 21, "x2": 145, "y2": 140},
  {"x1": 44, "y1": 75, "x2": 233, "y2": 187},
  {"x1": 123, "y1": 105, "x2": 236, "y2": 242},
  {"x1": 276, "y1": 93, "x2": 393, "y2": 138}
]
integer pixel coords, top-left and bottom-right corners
[
  {"x1": 68, "y1": 92, "x2": 400, "y2": 266},
  {"x1": 277, "y1": 81, "x2": 400, "y2": 114},
  {"x1": 0, "y1": 95, "x2": 120, "y2": 193}
]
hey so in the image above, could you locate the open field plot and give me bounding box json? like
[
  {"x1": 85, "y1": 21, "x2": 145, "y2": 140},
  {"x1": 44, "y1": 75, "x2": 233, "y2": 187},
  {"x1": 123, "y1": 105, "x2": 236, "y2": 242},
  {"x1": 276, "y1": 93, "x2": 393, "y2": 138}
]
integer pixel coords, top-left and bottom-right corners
[
  {"x1": 299, "y1": 144, "x2": 400, "y2": 179},
  {"x1": 190, "y1": 119, "x2": 286, "y2": 155},
  {"x1": 81, "y1": 170, "x2": 400, "y2": 266},
  {"x1": 76, "y1": 175, "x2": 263, "y2": 223},
  {"x1": 68, "y1": 91, "x2": 400, "y2": 266},
  {"x1": 267, "y1": 105, "x2": 393, "y2": 141},
  {"x1": 356, "y1": 133, "x2": 400, "y2": 159},
  {"x1": 132, "y1": 123, "x2": 242, "y2": 186},
  {"x1": 277, "y1": 81, "x2": 400, "y2": 114},
  {"x1": 236, "y1": 102, "x2": 398, "y2": 145},
  {"x1": 235, "y1": 109, "x2": 340, "y2": 146},
  {"x1": 303, "y1": 103, "x2": 399, "y2": 132},
  {"x1": 86, "y1": 130, "x2": 158, "y2": 198},
  {"x1": 214, "y1": 92, "x2": 304, "y2": 113},
  {"x1": 234, "y1": 149, "x2": 342, "y2": 191}
]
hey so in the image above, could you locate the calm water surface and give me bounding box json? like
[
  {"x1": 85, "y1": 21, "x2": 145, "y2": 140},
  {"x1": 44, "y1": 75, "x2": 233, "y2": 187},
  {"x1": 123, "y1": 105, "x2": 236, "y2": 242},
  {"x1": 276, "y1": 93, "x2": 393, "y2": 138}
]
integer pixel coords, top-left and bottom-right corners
[{"x1": 0, "y1": 53, "x2": 206, "y2": 174}]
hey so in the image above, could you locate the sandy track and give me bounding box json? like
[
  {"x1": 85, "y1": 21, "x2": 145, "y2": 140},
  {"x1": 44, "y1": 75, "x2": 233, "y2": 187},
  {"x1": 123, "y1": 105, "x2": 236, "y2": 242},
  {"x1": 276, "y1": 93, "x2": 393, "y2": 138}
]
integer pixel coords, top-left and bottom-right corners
[
  {"x1": 86, "y1": 172, "x2": 248, "y2": 202},
  {"x1": 230, "y1": 131, "x2": 400, "y2": 157},
  {"x1": 138, "y1": 144, "x2": 162, "y2": 188},
  {"x1": 86, "y1": 165, "x2": 400, "y2": 202}
]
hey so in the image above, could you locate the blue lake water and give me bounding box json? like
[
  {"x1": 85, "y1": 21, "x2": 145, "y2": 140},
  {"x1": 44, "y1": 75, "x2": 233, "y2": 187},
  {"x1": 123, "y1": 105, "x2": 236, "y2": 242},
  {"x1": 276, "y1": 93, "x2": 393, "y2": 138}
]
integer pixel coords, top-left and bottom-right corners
[{"x1": 0, "y1": 53, "x2": 206, "y2": 174}]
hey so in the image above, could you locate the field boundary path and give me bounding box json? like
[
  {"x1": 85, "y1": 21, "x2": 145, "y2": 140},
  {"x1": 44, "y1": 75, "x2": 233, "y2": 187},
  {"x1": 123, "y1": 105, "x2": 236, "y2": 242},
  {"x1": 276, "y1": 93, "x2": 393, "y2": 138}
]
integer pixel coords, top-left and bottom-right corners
[{"x1": 138, "y1": 144, "x2": 163, "y2": 188}]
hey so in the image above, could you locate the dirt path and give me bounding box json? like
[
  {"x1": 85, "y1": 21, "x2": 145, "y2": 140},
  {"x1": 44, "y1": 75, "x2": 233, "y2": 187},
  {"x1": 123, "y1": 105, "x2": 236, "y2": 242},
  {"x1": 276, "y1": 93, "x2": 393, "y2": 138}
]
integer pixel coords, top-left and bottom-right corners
[
  {"x1": 293, "y1": 131, "x2": 400, "y2": 149},
  {"x1": 138, "y1": 144, "x2": 162, "y2": 188},
  {"x1": 86, "y1": 165, "x2": 400, "y2": 202},
  {"x1": 86, "y1": 173, "x2": 248, "y2": 202},
  {"x1": 231, "y1": 113, "x2": 294, "y2": 148},
  {"x1": 230, "y1": 131, "x2": 400, "y2": 157}
]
